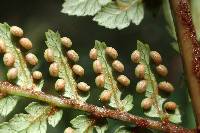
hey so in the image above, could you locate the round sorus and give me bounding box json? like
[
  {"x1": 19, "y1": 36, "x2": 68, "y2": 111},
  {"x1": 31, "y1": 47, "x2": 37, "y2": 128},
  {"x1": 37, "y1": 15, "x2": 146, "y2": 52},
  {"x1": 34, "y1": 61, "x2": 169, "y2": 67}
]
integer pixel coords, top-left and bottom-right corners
[
  {"x1": 136, "y1": 80, "x2": 147, "y2": 93},
  {"x1": 44, "y1": 48, "x2": 54, "y2": 63},
  {"x1": 61, "y1": 37, "x2": 72, "y2": 48},
  {"x1": 156, "y1": 65, "x2": 168, "y2": 77},
  {"x1": 93, "y1": 60, "x2": 102, "y2": 74},
  {"x1": 77, "y1": 82, "x2": 90, "y2": 92},
  {"x1": 19, "y1": 38, "x2": 32, "y2": 50},
  {"x1": 89, "y1": 48, "x2": 97, "y2": 60},
  {"x1": 95, "y1": 74, "x2": 105, "y2": 88},
  {"x1": 158, "y1": 81, "x2": 174, "y2": 93},
  {"x1": 150, "y1": 51, "x2": 162, "y2": 65},
  {"x1": 3, "y1": 52, "x2": 15, "y2": 67},
  {"x1": 7, "y1": 67, "x2": 18, "y2": 80},
  {"x1": 10, "y1": 26, "x2": 23, "y2": 37},
  {"x1": 131, "y1": 50, "x2": 140, "y2": 63},
  {"x1": 105, "y1": 47, "x2": 118, "y2": 59},
  {"x1": 72, "y1": 65, "x2": 84, "y2": 77},
  {"x1": 0, "y1": 39, "x2": 6, "y2": 53},
  {"x1": 112, "y1": 60, "x2": 124, "y2": 73},
  {"x1": 49, "y1": 62, "x2": 59, "y2": 77},
  {"x1": 117, "y1": 75, "x2": 130, "y2": 87},
  {"x1": 135, "y1": 64, "x2": 145, "y2": 79},
  {"x1": 25, "y1": 53, "x2": 38, "y2": 66},
  {"x1": 100, "y1": 90, "x2": 112, "y2": 102},
  {"x1": 164, "y1": 101, "x2": 177, "y2": 111},
  {"x1": 141, "y1": 98, "x2": 153, "y2": 110},
  {"x1": 32, "y1": 71, "x2": 42, "y2": 80},
  {"x1": 55, "y1": 79, "x2": 65, "y2": 91},
  {"x1": 67, "y1": 50, "x2": 79, "y2": 62}
]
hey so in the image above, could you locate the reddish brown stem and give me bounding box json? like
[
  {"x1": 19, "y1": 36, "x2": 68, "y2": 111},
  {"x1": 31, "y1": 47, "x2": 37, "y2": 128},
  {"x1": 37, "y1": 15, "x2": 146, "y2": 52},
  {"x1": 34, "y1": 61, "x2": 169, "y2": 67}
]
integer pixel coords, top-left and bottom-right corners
[
  {"x1": 0, "y1": 81, "x2": 194, "y2": 133},
  {"x1": 169, "y1": 0, "x2": 200, "y2": 130}
]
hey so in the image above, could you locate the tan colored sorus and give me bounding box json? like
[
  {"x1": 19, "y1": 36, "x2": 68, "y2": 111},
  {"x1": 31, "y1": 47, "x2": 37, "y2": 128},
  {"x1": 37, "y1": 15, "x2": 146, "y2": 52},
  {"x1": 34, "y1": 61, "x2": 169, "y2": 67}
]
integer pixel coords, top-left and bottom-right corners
[
  {"x1": 89, "y1": 48, "x2": 97, "y2": 60},
  {"x1": 49, "y1": 62, "x2": 59, "y2": 77},
  {"x1": 95, "y1": 74, "x2": 105, "y2": 88},
  {"x1": 117, "y1": 75, "x2": 130, "y2": 87},
  {"x1": 112, "y1": 60, "x2": 124, "y2": 73},
  {"x1": 141, "y1": 98, "x2": 153, "y2": 110},
  {"x1": 55, "y1": 79, "x2": 65, "y2": 91},
  {"x1": 7, "y1": 68, "x2": 18, "y2": 80},
  {"x1": 93, "y1": 60, "x2": 102, "y2": 74},
  {"x1": 19, "y1": 38, "x2": 32, "y2": 50},
  {"x1": 77, "y1": 82, "x2": 90, "y2": 92},
  {"x1": 72, "y1": 65, "x2": 84, "y2": 77},
  {"x1": 25, "y1": 53, "x2": 38, "y2": 66},
  {"x1": 136, "y1": 80, "x2": 147, "y2": 93},
  {"x1": 135, "y1": 64, "x2": 145, "y2": 79},
  {"x1": 61, "y1": 37, "x2": 72, "y2": 48},
  {"x1": 67, "y1": 50, "x2": 79, "y2": 62},
  {"x1": 44, "y1": 48, "x2": 54, "y2": 63},
  {"x1": 105, "y1": 47, "x2": 118, "y2": 59},
  {"x1": 0, "y1": 39, "x2": 6, "y2": 53},
  {"x1": 3, "y1": 53, "x2": 15, "y2": 67},
  {"x1": 131, "y1": 50, "x2": 140, "y2": 63},
  {"x1": 10, "y1": 26, "x2": 23, "y2": 37}
]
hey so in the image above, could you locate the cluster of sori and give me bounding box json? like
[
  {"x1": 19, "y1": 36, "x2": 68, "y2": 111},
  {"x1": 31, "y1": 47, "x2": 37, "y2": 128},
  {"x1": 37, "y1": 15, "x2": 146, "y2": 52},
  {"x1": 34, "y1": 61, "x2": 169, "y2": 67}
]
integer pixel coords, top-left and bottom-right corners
[
  {"x1": 89, "y1": 46, "x2": 130, "y2": 102},
  {"x1": 131, "y1": 50, "x2": 177, "y2": 111},
  {"x1": 44, "y1": 35, "x2": 90, "y2": 92},
  {"x1": 0, "y1": 26, "x2": 42, "y2": 83}
]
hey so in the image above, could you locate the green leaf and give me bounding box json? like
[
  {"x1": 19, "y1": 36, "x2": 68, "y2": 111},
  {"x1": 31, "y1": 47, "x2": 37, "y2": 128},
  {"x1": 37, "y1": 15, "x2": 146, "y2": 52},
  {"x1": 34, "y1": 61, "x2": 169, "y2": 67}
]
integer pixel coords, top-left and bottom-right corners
[
  {"x1": 0, "y1": 23, "x2": 38, "y2": 116},
  {"x1": 163, "y1": 0, "x2": 179, "y2": 53},
  {"x1": 0, "y1": 102, "x2": 63, "y2": 133},
  {"x1": 61, "y1": 0, "x2": 111, "y2": 16},
  {"x1": 48, "y1": 110, "x2": 63, "y2": 127},
  {"x1": 168, "y1": 109, "x2": 181, "y2": 124},
  {"x1": 45, "y1": 30, "x2": 89, "y2": 101},
  {"x1": 95, "y1": 124, "x2": 108, "y2": 133},
  {"x1": 0, "y1": 23, "x2": 34, "y2": 88},
  {"x1": 171, "y1": 42, "x2": 179, "y2": 53},
  {"x1": 24, "y1": 102, "x2": 49, "y2": 115},
  {"x1": 0, "y1": 96, "x2": 19, "y2": 117},
  {"x1": 70, "y1": 115, "x2": 108, "y2": 133},
  {"x1": 163, "y1": 0, "x2": 177, "y2": 41},
  {"x1": 136, "y1": 41, "x2": 181, "y2": 123},
  {"x1": 36, "y1": 79, "x2": 45, "y2": 91},
  {"x1": 95, "y1": 40, "x2": 133, "y2": 111},
  {"x1": 114, "y1": 126, "x2": 131, "y2": 133},
  {"x1": 93, "y1": 0, "x2": 144, "y2": 29},
  {"x1": 191, "y1": 0, "x2": 200, "y2": 41},
  {"x1": 122, "y1": 95, "x2": 134, "y2": 112}
]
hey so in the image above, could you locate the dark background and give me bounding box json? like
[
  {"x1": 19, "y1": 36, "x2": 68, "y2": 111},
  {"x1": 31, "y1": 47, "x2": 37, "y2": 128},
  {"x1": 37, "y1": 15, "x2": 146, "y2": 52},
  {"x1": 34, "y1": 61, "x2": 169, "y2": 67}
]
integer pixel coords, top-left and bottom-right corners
[{"x1": 0, "y1": 0, "x2": 195, "y2": 132}]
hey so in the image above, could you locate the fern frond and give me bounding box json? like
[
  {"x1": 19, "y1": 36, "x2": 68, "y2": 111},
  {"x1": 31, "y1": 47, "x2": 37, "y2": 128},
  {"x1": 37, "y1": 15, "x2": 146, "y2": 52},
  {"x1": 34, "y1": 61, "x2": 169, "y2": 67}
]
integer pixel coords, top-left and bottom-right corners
[
  {"x1": 45, "y1": 30, "x2": 90, "y2": 101},
  {"x1": 0, "y1": 24, "x2": 63, "y2": 132},
  {"x1": 93, "y1": 41, "x2": 133, "y2": 112},
  {"x1": 61, "y1": 0, "x2": 144, "y2": 30},
  {"x1": 0, "y1": 102, "x2": 63, "y2": 133},
  {"x1": 133, "y1": 41, "x2": 181, "y2": 123}
]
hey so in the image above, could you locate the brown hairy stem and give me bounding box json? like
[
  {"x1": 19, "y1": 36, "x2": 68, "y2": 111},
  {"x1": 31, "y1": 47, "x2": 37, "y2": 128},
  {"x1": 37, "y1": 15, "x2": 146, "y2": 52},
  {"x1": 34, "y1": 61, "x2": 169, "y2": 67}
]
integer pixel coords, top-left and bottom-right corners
[
  {"x1": 169, "y1": 0, "x2": 200, "y2": 130},
  {"x1": 0, "y1": 81, "x2": 193, "y2": 133}
]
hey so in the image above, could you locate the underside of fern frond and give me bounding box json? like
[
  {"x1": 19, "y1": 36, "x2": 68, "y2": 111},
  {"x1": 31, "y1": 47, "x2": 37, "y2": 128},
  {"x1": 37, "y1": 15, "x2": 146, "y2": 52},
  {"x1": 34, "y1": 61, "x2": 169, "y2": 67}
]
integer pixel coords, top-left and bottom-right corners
[
  {"x1": 132, "y1": 41, "x2": 181, "y2": 124},
  {"x1": 92, "y1": 41, "x2": 133, "y2": 111},
  {"x1": 0, "y1": 23, "x2": 63, "y2": 133},
  {"x1": 0, "y1": 23, "x2": 189, "y2": 133}
]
